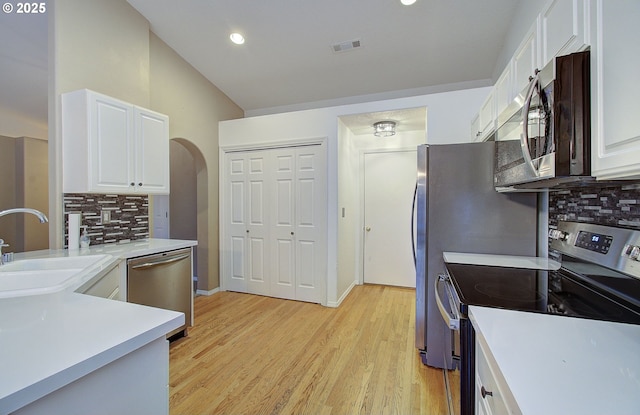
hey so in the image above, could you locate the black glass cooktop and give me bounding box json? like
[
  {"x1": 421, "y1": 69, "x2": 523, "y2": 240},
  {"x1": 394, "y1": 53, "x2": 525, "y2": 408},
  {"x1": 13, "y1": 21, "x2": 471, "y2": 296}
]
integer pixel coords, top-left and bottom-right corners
[{"x1": 445, "y1": 261, "x2": 640, "y2": 325}]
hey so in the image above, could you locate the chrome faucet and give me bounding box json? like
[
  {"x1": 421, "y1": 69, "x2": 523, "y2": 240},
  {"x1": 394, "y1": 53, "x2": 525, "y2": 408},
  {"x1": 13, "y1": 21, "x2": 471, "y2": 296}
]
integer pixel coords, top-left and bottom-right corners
[
  {"x1": 0, "y1": 208, "x2": 49, "y2": 265},
  {"x1": 0, "y1": 208, "x2": 49, "y2": 223}
]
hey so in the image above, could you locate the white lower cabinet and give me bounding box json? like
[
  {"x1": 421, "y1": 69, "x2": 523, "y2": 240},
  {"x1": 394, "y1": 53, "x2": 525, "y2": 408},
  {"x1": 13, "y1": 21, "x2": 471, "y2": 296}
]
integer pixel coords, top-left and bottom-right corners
[
  {"x1": 222, "y1": 144, "x2": 327, "y2": 303},
  {"x1": 590, "y1": 0, "x2": 640, "y2": 180},
  {"x1": 13, "y1": 337, "x2": 169, "y2": 415},
  {"x1": 76, "y1": 260, "x2": 123, "y2": 300},
  {"x1": 476, "y1": 337, "x2": 520, "y2": 415}
]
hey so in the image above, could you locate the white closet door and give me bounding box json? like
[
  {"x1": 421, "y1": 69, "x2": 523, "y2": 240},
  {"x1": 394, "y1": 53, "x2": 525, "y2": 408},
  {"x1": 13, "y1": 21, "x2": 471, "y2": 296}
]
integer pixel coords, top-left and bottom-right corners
[
  {"x1": 223, "y1": 144, "x2": 326, "y2": 304},
  {"x1": 226, "y1": 154, "x2": 249, "y2": 293},
  {"x1": 293, "y1": 146, "x2": 326, "y2": 303},
  {"x1": 246, "y1": 153, "x2": 270, "y2": 296},
  {"x1": 270, "y1": 149, "x2": 296, "y2": 300}
]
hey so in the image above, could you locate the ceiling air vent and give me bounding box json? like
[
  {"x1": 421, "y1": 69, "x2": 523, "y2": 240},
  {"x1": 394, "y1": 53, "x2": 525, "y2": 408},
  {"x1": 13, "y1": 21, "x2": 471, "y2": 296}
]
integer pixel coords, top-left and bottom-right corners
[{"x1": 332, "y1": 39, "x2": 361, "y2": 53}]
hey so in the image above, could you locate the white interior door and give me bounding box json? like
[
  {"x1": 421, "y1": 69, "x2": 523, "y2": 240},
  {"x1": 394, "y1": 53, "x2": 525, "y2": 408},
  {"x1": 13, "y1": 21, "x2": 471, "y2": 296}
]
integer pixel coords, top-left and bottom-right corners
[
  {"x1": 363, "y1": 150, "x2": 417, "y2": 287},
  {"x1": 246, "y1": 153, "x2": 269, "y2": 296}
]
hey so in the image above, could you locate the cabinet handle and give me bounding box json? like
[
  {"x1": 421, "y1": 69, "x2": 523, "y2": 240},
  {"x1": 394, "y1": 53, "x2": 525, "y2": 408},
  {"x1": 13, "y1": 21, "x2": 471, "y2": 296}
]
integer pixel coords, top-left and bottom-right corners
[
  {"x1": 246, "y1": 230, "x2": 249, "y2": 233},
  {"x1": 481, "y1": 386, "x2": 493, "y2": 399},
  {"x1": 130, "y1": 182, "x2": 135, "y2": 186},
  {"x1": 290, "y1": 231, "x2": 294, "y2": 235},
  {"x1": 138, "y1": 182, "x2": 143, "y2": 186}
]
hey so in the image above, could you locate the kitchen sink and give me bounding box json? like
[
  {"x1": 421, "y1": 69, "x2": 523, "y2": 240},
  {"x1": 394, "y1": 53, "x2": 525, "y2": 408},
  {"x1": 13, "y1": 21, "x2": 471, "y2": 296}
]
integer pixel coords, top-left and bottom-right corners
[
  {"x1": 0, "y1": 255, "x2": 112, "y2": 298},
  {"x1": 0, "y1": 255, "x2": 110, "y2": 272},
  {"x1": 0, "y1": 269, "x2": 83, "y2": 298}
]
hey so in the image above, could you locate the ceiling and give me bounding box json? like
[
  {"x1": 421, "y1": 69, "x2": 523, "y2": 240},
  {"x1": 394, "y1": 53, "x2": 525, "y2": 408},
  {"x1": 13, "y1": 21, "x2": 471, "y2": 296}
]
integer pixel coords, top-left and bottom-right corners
[
  {"x1": 126, "y1": 0, "x2": 521, "y2": 115},
  {"x1": 0, "y1": 0, "x2": 522, "y2": 138}
]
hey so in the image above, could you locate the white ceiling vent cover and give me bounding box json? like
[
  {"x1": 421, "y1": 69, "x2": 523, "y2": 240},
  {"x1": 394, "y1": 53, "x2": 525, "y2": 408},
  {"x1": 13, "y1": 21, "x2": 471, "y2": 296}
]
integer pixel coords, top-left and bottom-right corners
[{"x1": 332, "y1": 39, "x2": 361, "y2": 53}]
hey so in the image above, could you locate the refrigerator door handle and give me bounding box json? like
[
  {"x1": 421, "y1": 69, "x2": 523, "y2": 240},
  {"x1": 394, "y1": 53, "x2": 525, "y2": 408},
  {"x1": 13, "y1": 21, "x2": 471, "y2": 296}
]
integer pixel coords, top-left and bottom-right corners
[
  {"x1": 411, "y1": 182, "x2": 417, "y2": 268},
  {"x1": 435, "y1": 274, "x2": 460, "y2": 330}
]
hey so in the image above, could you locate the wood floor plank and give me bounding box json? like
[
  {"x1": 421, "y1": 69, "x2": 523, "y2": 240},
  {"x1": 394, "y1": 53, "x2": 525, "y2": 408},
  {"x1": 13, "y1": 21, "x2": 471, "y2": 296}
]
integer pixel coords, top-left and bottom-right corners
[{"x1": 169, "y1": 284, "x2": 456, "y2": 415}]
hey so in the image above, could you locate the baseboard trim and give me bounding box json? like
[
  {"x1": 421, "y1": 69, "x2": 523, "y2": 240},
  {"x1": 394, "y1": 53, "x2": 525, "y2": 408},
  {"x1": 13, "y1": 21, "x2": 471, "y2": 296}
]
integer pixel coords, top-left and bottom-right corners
[
  {"x1": 327, "y1": 280, "x2": 358, "y2": 308},
  {"x1": 196, "y1": 287, "x2": 220, "y2": 297}
]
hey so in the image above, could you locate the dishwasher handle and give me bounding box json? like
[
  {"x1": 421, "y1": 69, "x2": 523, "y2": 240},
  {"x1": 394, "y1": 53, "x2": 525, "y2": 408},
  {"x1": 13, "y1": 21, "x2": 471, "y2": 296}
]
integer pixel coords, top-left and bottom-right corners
[{"x1": 130, "y1": 253, "x2": 190, "y2": 270}]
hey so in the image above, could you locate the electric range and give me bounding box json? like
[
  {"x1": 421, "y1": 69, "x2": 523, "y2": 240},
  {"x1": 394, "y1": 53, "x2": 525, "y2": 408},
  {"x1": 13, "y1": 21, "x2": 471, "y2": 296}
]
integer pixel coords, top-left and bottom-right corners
[{"x1": 440, "y1": 221, "x2": 640, "y2": 415}]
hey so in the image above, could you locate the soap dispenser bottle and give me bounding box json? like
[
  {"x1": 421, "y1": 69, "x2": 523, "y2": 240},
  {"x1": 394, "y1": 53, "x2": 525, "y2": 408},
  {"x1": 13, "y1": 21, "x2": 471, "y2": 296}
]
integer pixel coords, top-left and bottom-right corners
[{"x1": 80, "y1": 226, "x2": 90, "y2": 248}]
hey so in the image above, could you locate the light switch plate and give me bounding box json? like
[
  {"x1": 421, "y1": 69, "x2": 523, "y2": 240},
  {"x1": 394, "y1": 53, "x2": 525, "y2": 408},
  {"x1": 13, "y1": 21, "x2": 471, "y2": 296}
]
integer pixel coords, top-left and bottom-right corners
[{"x1": 101, "y1": 210, "x2": 111, "y2": 224}]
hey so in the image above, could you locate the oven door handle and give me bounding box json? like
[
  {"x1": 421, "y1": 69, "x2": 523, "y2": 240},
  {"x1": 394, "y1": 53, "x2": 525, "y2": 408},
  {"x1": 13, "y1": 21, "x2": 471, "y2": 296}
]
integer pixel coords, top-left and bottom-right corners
[{"x1": 435, "y1": 274, "x2": 460, "y2": 330}]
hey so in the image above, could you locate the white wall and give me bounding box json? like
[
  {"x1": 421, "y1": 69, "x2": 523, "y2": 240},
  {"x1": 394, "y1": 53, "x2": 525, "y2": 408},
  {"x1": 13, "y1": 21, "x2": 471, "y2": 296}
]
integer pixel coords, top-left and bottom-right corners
[{"x1": 219, "y1": 87, "x2": 491, "y2": 305}]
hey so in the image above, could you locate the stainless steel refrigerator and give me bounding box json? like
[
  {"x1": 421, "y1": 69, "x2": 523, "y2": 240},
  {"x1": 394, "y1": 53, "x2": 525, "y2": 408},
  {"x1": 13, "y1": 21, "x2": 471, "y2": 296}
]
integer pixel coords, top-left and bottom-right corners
[{"x1": 414, "y1": 142, "x2": 538, "y2": 369}]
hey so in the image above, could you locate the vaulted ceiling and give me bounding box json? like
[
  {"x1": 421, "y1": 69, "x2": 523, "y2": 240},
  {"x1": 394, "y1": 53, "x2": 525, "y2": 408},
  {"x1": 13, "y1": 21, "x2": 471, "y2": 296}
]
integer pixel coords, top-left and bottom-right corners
[{"x1": 127, "y1": 0, "x2": 521, "y2": 115}]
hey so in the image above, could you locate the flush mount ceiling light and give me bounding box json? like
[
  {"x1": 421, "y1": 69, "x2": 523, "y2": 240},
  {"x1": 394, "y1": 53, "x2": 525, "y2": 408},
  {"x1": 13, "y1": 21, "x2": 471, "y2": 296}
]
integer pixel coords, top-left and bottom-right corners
[
  {"x1": 373, "y1": 121, "x2": 397, "y2": 137},
  {"x1": 230, "y1": 32, "x2": 245, "y2": 45},
  {"x1": 401, "y1": 0, "x2": 417, "y2": 5}
]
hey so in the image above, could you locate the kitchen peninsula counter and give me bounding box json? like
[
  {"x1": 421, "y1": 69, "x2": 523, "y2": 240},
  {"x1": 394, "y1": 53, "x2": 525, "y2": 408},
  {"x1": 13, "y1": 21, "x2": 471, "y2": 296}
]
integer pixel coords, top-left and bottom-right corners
[
  {"x1": 469, "y1": 305, "x2": 640, "y2": 414},
  {"x1": 0, "y1": 238, "x2": 196, "y2": 414}
]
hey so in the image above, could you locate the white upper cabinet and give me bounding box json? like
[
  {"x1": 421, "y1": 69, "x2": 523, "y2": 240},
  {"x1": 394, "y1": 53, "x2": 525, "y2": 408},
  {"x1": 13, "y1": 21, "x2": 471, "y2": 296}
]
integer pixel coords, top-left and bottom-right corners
[
  {"x1": 477, "y1": 90, "x2": 496, "y2": 141},
  {"x1": 470, "y1": 113, "x2": 481, "y2": 142},
  {"x1": 494, "y1": 63, "x2": 513, "y2": 120},
  {"x1": 62, "y1": 89, "x2": 170, "y2": 195},
  {"x1": 590, "y1": 0, "x2": 640, "y2": 180},
  {"x1": 512, "y1": 21, "x2": 540, "y2": 96},
  {"x1": 540, "y1": 0, "x2": 589, "y2": 66}
]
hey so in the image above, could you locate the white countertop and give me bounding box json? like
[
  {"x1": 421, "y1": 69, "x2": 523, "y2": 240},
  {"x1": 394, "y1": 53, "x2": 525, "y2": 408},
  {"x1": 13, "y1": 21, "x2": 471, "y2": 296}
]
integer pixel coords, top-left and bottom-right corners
[
  {"x1": 469, "y1": 306, "x2": 640, "y2": 415},
  {"x1": 0, "y1": 238, "x2": 196, "y2": 413},
  {"x1": 443, "y1": 251, "x2": 560, "y2": 270}
]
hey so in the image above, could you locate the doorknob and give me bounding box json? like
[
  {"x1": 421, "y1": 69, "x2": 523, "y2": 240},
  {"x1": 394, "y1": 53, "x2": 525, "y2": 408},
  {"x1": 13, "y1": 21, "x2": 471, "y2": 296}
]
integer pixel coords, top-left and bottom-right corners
[{"x1": 365, "y1": 226, "x2": 371, "y2": 232}]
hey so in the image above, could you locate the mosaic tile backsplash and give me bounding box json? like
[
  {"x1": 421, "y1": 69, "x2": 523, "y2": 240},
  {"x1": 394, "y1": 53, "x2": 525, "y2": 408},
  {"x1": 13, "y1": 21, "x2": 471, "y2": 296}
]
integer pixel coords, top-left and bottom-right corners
[
  {"x1": 549, "y1": 183, "x2": 640, "y2": 229},
  {"x1": 63, "y1": 193, "x2": 149, "y2": 247}
]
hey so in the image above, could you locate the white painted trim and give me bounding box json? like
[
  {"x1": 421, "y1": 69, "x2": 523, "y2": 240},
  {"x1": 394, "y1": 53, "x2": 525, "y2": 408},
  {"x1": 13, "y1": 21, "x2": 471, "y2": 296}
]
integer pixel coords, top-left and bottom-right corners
[
  {"x1": 219, "y1": 136, "x2": 327, "y2": 153},
  {"x1": 326, "y1": 280, "x2": 358, "y2": 308},
  {"x1": 196, "y1": 287, "x2": 220, "y2": 297}
]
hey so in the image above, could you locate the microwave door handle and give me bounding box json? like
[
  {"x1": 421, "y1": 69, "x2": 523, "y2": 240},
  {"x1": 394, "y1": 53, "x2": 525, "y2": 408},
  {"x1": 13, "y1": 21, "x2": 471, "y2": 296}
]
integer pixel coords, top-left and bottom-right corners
[
  {"x1": 435, "y1": 275, "x2": 460, "y2": 330},
  {"x1": 521, "y1": 72, "x2": 541, "y2": 177}
]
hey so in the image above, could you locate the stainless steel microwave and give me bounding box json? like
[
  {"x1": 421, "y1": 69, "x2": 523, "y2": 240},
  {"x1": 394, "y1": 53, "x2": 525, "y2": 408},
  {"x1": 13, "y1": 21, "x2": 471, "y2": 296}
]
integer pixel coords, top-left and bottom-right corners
[{"x1": 494, "y1": 50, "x2": 591, "y2": 191}]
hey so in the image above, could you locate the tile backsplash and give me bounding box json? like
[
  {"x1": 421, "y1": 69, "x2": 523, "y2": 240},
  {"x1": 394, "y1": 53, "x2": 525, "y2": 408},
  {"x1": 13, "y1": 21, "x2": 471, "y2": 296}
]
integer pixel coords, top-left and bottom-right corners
[
  {"x1": 63, "y1": 193, "x2": 149, "y2": 247},
  {"x1": 549, "y1": 183, "x2": 640, "y2": 229}
]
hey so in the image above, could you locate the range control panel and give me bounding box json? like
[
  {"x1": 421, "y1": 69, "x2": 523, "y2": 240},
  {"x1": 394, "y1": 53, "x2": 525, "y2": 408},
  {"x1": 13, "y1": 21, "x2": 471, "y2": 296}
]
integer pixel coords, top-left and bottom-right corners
[
  {"x1": 550, "y1": 221, "x2": 640, "y2": 279},
  {"x1": 574, "y1": 230, "x2": 614, "y2": 254}
]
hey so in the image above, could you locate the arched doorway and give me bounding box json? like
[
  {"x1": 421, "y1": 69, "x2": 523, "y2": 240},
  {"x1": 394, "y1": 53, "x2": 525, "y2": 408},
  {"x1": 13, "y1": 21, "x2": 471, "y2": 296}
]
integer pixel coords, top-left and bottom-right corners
[{"x1": 168, "y1": 138, "x2": 208, "y2": 293}]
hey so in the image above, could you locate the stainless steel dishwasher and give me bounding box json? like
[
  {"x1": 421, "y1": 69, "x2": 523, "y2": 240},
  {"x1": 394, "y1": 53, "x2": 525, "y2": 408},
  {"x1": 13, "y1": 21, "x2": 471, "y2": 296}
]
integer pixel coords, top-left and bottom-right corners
[{"x1": 127, "y1": 247, "x2": 193, "y2": 338}]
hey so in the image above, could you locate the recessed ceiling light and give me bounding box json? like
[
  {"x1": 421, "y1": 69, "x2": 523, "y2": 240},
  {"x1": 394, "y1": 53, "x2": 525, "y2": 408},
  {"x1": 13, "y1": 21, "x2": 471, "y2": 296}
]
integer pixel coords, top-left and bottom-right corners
[
  {"x1": 401, "y1": 0, "x2": 417, "y2": 5},
  {"x1": 230, "y1": 33, "x2": 245, "y2": 45}
]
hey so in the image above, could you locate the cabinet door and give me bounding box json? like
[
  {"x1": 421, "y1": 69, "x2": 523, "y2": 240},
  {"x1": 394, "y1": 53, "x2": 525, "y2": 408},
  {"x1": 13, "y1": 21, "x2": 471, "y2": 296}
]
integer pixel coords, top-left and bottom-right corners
[
  {"x1": 135, "y1": 108, "x2": 170, "y2": 194},
  {"x1": 540, "y1": 0, "x2": 588, "y2": 66},
  {"x1": 470, "y1": 114, "x2": 481, "y2": 142},
  {"x1": 90, "y1": 95, "x2": 135, "y2": 193},
  {"x1": 494, "y1": 63, "x2": 513, "y2": 120},
  {"x1": 478, "y1": 90, "x2": 496, "y2": 141},
  {"x1": 513, "y1": 21, "x2": 540, "y2": 96},
  {"x1": 591, "y1": 0, "x2": 640, "y2": 179}
]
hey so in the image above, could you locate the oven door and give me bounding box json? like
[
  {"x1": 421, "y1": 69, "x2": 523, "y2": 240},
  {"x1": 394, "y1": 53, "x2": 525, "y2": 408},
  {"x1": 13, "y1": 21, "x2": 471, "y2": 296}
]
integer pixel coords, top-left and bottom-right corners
[{"x1": 435, "y1": 274, "x2": 461, "y2": 362}]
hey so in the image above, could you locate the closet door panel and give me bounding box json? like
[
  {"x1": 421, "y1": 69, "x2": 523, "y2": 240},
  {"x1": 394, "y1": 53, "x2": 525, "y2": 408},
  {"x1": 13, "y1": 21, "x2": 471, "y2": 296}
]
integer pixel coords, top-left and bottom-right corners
[
  {"x1": 271, "y1": 150, "x2": 296, "y2": 299},
  {"x1": 294, "y1": 147, "x2": 326, "y2": 303},
  {"x1": 225, "y1": 155, "x2": 248, "y2": 293},
  {"x1": 246, "y1": 153, "x2": 269, "y2": 295}
]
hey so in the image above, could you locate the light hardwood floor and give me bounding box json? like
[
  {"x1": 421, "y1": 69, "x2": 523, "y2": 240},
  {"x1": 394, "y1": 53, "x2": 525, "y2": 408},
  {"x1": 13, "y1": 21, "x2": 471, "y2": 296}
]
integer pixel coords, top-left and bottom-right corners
[{"x1": 169, "y1": 284, "x2": 460, "y2": 415}]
